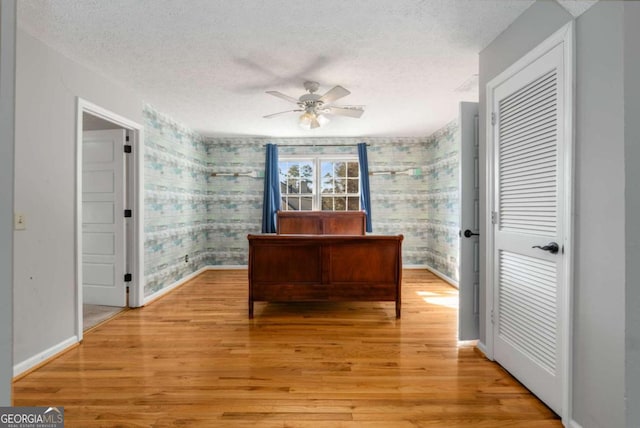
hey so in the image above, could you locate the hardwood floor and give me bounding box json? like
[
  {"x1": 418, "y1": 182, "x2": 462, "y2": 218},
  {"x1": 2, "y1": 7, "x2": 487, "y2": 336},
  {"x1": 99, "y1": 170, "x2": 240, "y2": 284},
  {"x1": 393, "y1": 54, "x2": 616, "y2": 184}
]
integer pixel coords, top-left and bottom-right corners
[{"x1": 13, "y1": 270, "x2": 561, "y2": 427}]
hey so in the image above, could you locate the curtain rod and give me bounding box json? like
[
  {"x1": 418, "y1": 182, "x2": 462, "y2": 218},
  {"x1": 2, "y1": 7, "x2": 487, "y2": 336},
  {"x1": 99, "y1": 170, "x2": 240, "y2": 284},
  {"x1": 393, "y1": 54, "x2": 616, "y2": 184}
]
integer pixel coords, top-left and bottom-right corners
[{"x1": 262, "y1": 143, "x2": 370, "y2": 147}]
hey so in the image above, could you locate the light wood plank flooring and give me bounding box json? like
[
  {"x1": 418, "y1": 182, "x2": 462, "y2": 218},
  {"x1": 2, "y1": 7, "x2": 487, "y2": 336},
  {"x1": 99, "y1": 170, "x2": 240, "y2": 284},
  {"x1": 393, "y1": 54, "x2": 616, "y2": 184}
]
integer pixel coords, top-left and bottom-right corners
[
  {"x1": 83, "y1": 304, "x2": 127, "y2": 331},
  {"x1": 13, "y1": 270, "x2": 561, "y2": 427}
]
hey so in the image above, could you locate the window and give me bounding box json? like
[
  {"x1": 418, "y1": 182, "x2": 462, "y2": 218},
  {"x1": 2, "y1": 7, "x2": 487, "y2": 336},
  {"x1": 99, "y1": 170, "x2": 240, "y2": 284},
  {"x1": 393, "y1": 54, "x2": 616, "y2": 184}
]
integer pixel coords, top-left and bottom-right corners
[
  {"x1": 279, "y1": 157, "x2": 361, "y2": 211},
  {"x1": 279, "y1": 159, "x2": 314, "y2": 211}
]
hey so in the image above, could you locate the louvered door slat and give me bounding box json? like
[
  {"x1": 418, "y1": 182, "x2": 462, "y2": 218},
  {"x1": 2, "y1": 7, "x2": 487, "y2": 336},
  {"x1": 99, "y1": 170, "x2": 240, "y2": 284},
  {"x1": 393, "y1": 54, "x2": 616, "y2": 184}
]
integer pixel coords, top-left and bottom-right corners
[
  {"x1": 501, "y1": 143, "x2": 556, "y2": 164},
  {"x1": 500, "y1": 101, "x2": 557, "y2": 134},
  {"x1": 498, "y1": 250, "x2": 557, "y2": 373},
  {"x1": 501, "y1": 164, "x2": 556, "y2": 179},
  {"x1": 501, "y1": 133, "x2": 556, "y2": 156},
  {"x1": 499, "y1": 300, "x2": 556, "y2": 345},
  {"x1": 498, "y1": 67, "x2": 558, "y2": 236},
  {"x1": 499, "y1": 70, "x2": 556, "y2": 111},
  {"x1": 500, "y1": 117, "x2": 556, "y2": 143},
  {"x1": 501, "y1": 130, "x2": 557, "y2": 154},
  {"x1": 500, "y1": 153, "x2": 557, "y2": 173},
  {"x1": 501, "y1": 178, "x2": 556, "y2": 192}
]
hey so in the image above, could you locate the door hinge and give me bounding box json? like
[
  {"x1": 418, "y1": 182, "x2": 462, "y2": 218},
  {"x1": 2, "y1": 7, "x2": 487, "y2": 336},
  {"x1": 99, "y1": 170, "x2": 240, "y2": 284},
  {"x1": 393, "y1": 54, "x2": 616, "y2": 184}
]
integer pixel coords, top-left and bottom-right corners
[
  {"x1": 124, "y1": 273, "x2": 132, "y2": 282},
  {"x1": 124, "y1": 144, "x2": 132, "y2": 153},
  {"x1": 124, "y1": 209, "x2": 132, "y2": 218},
  {"x1": 491, "y1": 211, "x2": 498, "y2": 225},
  {"x1": 491, "y1": 112, "x2": 497, "y2": 126},
  {"x1": 126, "y1": 135, "x2": 130, "y2": 142},
  {"x1": 491, "y1": 309, "x2": 495, "y2": 324}
]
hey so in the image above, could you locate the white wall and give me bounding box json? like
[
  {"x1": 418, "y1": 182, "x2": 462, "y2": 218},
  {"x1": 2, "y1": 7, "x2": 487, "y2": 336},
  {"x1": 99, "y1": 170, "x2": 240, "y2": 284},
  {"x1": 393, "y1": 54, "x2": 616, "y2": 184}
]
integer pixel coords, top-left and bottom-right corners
[
  {"x1": 574, "y1": 3, "x2": 626, "y2": 426},
  {"x1": 624, "y1": 2, "x2": 640, "y2": 426},
  {"x1": 0, "y1": 0, "x2": 16, "y2": 405},
  {"x1": 480, "y1": 1, "x2": 629, "y2": 426},
  {"x1": 13, "y1": 28, "x2": 143, "y2": 372}
]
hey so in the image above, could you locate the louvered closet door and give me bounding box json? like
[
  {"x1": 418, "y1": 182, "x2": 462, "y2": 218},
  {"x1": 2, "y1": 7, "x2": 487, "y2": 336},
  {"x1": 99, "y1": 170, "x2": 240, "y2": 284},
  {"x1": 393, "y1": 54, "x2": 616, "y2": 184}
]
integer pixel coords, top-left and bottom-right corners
[{"x1": 492, "y1": 42, "x2": 565, "y2": 415}]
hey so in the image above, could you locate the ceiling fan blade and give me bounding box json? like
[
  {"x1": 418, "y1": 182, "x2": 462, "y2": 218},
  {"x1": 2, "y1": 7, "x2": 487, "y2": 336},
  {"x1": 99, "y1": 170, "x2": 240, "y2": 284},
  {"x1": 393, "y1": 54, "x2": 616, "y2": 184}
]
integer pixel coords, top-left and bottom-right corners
[
  {"x1": 325, "y1": 106, "x2": 365, "y2": 118},
  {"x1": 266, "y1": 91, "x2": 299, "y2": 104},
  {"x1": 319, "y1": 85, "x2": 350, "y2": 104},
  {"x1": 263, "y1": 109, "x2": 302, "y2": 118}
]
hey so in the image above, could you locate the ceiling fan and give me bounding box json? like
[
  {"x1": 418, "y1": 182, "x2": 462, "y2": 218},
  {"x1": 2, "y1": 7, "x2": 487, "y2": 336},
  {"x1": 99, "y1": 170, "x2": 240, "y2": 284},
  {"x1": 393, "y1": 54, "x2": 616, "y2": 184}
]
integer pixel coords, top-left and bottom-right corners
[{"x1": 264, "y1": 81, "x2": 365, "y2": 129}]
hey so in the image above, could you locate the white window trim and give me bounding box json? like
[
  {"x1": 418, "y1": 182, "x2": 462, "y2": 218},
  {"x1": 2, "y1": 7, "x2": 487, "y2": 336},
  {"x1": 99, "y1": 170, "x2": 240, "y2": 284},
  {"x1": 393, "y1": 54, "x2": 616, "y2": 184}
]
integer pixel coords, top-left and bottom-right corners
[{"x1": 280, "y1": 154, "x2": 361, "y2": 211}]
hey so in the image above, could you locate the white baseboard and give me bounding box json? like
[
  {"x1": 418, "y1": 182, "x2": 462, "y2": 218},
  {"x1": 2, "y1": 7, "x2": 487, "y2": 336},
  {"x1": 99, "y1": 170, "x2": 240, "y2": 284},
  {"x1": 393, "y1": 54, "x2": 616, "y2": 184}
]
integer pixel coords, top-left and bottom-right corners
[
  {"x1": 568, "y1": 420, "x2": 583, "y2": 428},
  {"x1": 476, "y1": 341, "x2": 491, "y2": 360},
  {"x1": 403, "y1": 264, "x2": 429, "y2": 269},
  {"x1": 14, "y1": 335, "x2": 79, "y2": 377},
  {"x1": 424, "y1": 266, "x2": 459, "y2": 288},
  {"x1": 143, "y1": 266, "x2": 210, "y2": 305},
  {"x1": 207, "y1": 265, "x2": 247, "y2": 270}
]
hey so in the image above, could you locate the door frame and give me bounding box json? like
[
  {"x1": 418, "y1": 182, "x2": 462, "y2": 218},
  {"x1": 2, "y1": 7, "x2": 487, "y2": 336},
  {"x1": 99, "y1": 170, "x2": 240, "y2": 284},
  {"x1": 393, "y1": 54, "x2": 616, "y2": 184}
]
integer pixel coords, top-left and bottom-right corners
[
  {"x1": 75, "y1": 98, "x2": 145, "y2": 341},
  {"x1": 458, "y1": 101, "x2": 480, "y2": 341},
  {"x1": 484, "y1": 21, "x2": 574, "y2": 424}
]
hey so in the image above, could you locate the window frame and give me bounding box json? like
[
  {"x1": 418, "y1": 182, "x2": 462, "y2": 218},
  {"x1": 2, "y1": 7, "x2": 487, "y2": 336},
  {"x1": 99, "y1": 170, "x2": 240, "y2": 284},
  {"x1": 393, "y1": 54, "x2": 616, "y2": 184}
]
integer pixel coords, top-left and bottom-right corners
[{"x1": 279, "y1": 154, "x2": 361, "y2": 211}]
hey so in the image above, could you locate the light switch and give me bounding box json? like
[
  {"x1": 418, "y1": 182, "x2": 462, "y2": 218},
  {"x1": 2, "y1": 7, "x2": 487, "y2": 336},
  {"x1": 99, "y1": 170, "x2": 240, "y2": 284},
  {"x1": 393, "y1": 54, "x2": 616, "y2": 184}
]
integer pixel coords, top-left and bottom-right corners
[{"x1": 14, "y1": 213, "x2": 26, "y2": 230}]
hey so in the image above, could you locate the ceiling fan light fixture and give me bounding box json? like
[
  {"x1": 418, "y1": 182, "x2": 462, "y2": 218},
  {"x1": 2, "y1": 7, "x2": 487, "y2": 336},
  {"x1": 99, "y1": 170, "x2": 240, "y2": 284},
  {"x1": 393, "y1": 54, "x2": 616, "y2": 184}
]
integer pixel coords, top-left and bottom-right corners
[
  {"x1": 298, "y1": 112, "x2": 315, "y2": 130},
  {"x1": 316, "y1": 113, "x2": 329, "y2": 127},
  {"x1": 299, "y1": 111, "x2": 329, "y2": 130},
  {"x1": 267, "y1": 81, "x2": 362, "y2": 129}
]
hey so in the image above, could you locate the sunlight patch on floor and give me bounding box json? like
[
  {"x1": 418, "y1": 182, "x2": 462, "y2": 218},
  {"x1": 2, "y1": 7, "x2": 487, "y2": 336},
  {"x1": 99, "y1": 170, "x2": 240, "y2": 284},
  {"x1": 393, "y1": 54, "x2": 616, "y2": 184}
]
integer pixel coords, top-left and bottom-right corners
[{"x1": 416, "y1": 290, "x2": 459, "y2": 309}]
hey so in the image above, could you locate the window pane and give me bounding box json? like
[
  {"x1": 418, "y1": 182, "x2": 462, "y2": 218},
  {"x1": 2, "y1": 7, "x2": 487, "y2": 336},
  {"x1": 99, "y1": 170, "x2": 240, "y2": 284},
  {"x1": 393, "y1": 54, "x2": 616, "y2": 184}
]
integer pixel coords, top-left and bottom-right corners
[
  {"x1": 284, "y1": 197, "x2": 295, "y2": 211},
  {"x1": 348, "y1": 197, "x2": 360, "y2": 211},
  {"x1": 300, "y1": 180, "x2": 312, "y2": 194},
  {"x1": 321, "y1": 197, "x2": 333, "y2": 211},
  {"x1": 334, "y1": 197, "x2": 347, "y2": 211},
  {"x1": 334, "y1": 162, "x2": 346, "y2": 178},
  {"x1": 300, "y1": 163, "x2": 313, "y2": 179},
  {"x1": 281, "y1": 197, "x2": 287, "y2": 210},
  {"x1": 334, "y1": 178, "x2": 346, "y2": 193},
  {"x1": 347, "y1": 178, "x2": 359, "y2": 193},
  {"x1": 347, "y1": 162, "x2": 360, "y2": 178},
  {"x1": 287, "y1": 178, "x2": 299, "y2": 194},
  {"x1": 321, "y1": 161, "x2": 333, "y2": 179},
  {"x1": 287, "y1": 164, "x2": 300, "y2": 178},
  {"x1": 322, "y1": 175, "x2": 334, "y2": 194},
  {"x1": 300, "y1": 197, "x2": 313, "y2": 210}
]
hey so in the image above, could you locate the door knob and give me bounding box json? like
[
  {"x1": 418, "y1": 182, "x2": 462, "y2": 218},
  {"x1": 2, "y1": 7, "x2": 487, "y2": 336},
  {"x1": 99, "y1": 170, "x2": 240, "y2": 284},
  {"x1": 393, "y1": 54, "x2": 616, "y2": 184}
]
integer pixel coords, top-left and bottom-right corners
[
  {"x1": 532, "y1": 242, "x2": 559, "y2": 254},
  {"x1": 463, "y1": 229, "x2": 479, "y2": 238}
]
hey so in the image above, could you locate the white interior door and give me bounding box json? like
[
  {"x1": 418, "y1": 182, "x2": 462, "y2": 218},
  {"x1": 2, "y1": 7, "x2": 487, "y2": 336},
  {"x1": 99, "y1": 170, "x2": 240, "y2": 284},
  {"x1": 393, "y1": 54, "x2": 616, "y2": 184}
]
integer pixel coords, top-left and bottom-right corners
[
  {"x1": 458, "y1": 101, "x2": 480, "y2": 340},
  {"x1": 488, "y1": 28, "x2": 572, "y2": 416},
  {"x1": 82, "y1": 129, "x2": 127, "y2": 307}
]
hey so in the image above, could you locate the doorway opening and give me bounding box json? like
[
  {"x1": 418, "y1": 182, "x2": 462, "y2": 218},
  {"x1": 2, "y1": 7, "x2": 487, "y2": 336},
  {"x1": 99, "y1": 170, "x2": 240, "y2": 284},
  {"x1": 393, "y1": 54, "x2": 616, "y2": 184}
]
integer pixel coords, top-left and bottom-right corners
[{"x1": 76, "y1": 98, "x2": 144, "y2": 340}]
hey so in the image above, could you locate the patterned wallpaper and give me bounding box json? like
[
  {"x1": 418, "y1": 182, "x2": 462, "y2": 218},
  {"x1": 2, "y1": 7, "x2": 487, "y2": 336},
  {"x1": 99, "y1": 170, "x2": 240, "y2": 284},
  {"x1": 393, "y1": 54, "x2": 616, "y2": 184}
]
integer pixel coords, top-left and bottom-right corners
[
  {"x1": 143, "y1": 105, "x2": 461, "y2": 295},
  {"x1": 207, "y1": 133, "x2": 460, "y2": 277},
  {"x1": 143, "y1": 106, "x2": 212, "y2": 297},
  {"x1": 423, "y1": 121, "x2": 460, "y2": 282},
  {"x1": 205, "y1": 140, "x2": 265, "y2": 266}
]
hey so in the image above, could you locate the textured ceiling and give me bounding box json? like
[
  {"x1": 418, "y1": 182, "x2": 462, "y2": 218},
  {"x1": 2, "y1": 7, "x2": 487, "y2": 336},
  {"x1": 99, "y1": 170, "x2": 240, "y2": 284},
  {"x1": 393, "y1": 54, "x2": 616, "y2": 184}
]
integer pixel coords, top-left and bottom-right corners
[{"x1": 17, "y1": 0, "x2": 590, "y2": 138}]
